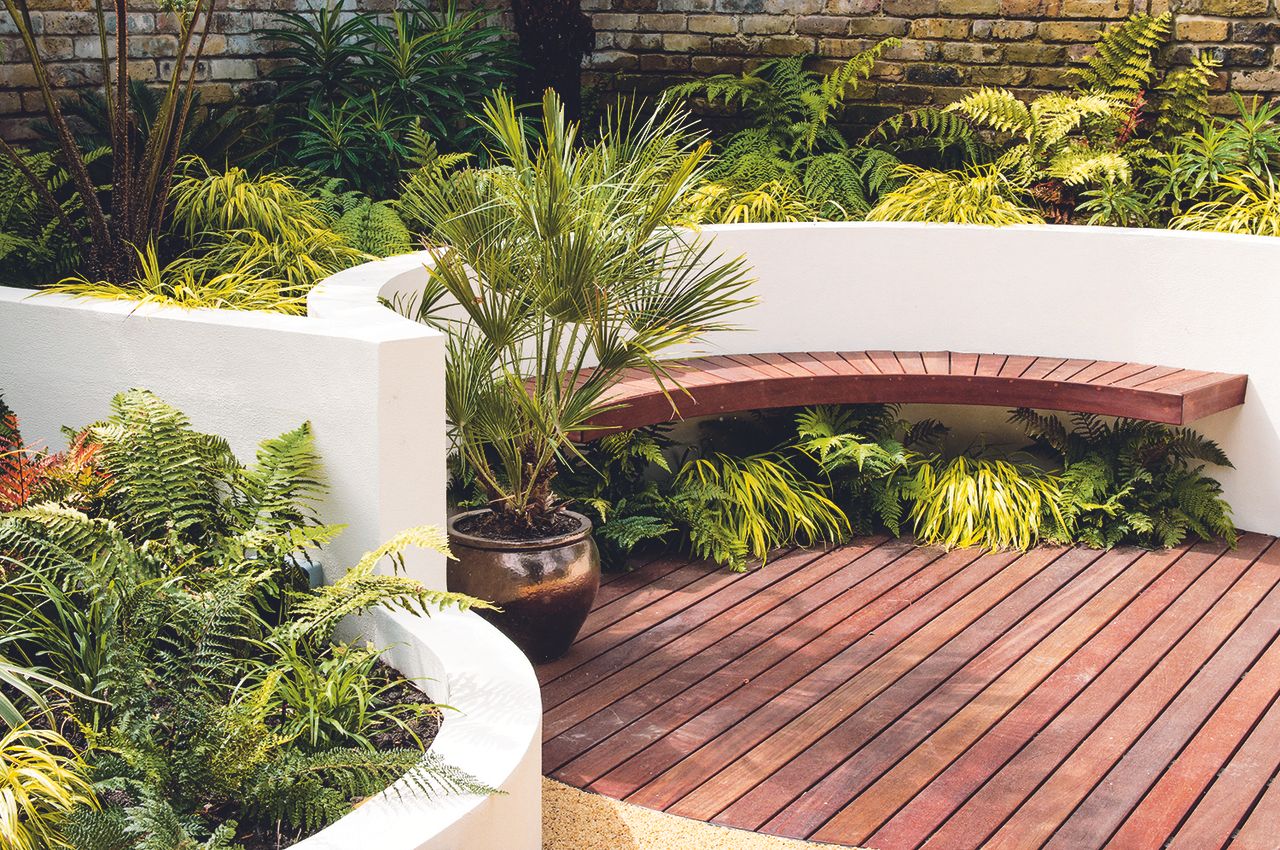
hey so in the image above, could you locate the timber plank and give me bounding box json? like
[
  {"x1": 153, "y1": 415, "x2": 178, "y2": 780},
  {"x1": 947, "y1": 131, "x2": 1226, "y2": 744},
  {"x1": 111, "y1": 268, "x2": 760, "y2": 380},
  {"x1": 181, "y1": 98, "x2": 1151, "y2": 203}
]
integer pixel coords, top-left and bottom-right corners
[
  {"x1": 862, "y1": 537, "x2": 1243, "y2": 850},
  {"x1": 713, "y1": 545, "x2": 1116, "y2": 831},
  {"x1": 578, "y1": 351, "x2": 1247, "y2": 434},
  {"x1": 550, "y1": 540, "x2": 943, "y2": 785},
  {"x1": 807, "y1": 544, "x2": 1188, "y2": 845},
  {"x1": 974, "y1": 541, "x2": 1280, "y2": 850},
  {"x1": 649, "y1": 548, "x2": 1063, "y2": 817},
  {"x1": 588, "y1": 547, "x2": 1002, "y2": 802}
]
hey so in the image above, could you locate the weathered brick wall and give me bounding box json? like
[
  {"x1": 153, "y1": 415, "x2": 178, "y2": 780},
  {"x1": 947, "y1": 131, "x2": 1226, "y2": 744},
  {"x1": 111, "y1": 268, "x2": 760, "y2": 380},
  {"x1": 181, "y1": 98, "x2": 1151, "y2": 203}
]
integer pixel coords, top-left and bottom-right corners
[
  {"x1": 1, "y1": 0, "x2": 1277, "y2": 140},
  {"x1": 0, "y1": 0, "x2": 353, "y2": 140},
  {"x1": 581, "y1": 0, "x2": 1280, "y2": 122}
]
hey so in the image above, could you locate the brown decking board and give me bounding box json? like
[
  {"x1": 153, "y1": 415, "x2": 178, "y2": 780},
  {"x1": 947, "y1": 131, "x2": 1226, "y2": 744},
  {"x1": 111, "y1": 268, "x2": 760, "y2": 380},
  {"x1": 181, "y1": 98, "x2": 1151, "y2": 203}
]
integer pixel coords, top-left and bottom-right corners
[
  {"x1": 541, "y1": 535, "x2": 1280, "y2": 850},
  {"x1": 579, "y1": 351, "x2": 1247, "y2": 434}
]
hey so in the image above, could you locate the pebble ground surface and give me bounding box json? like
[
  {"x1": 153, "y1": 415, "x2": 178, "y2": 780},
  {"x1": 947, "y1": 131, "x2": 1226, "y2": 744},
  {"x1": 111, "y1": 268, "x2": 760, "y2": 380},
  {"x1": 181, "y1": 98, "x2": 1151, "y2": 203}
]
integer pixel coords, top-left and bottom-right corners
[{"x1": 542, "y1": 778, "x2": 867, "y2": 849}]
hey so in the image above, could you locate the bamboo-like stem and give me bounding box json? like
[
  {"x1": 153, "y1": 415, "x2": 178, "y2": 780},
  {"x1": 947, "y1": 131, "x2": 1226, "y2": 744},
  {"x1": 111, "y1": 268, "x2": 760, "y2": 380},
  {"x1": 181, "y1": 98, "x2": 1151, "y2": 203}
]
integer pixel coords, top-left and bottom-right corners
[
  {"x1": 1, "y1": 0, "x2": 111, "y2": 275},
  {"x1": 152, "y1": 0, "x2": 216, "y2": 236}
]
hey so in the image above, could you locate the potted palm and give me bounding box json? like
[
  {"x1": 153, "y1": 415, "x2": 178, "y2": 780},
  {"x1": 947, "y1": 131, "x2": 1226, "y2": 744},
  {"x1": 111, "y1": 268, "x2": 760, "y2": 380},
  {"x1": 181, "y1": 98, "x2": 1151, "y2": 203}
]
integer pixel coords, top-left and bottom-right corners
[{"x1": 405, "y1": 91, "x2": 754, "y2": 662}]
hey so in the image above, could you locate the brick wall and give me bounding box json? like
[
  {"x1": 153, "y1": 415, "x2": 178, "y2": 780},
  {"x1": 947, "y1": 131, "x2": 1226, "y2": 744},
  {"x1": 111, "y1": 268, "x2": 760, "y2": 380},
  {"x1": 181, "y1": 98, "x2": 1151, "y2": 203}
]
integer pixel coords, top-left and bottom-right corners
[
  {"x1": 0, "y1": 0, "x2": 332, "y2": 140},
  {"x1": 582, "y1": 0, "x2": 1280, "y2": 122},
  {"x1": 2, "y1": 0, "x2": 1278, "y2": 140}
]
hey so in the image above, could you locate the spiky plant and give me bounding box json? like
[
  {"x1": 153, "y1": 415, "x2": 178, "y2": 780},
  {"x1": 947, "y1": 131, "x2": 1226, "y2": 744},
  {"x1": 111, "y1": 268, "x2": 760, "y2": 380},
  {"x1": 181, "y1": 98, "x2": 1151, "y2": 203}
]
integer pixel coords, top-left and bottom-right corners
[
  {"x1": 1171, "y1": 170, "x2": 1280, "y2": 235},
  {"x1": 0, "y1": 727, "x2": 97, "y2": 850},
  {"x1": 664, "y1": 452, "x2": 849, "y2": 571},
  {"x1": 48, "y1": 162, "x2": 371, "y2": 313},
  {"x1": 867, "y1": 164, "x2": 1044, "y2": 225},
  {"x1": 900, "y1": 454, "x2": 1069, "y2": 551},
  {"x1": 403, "y1": 90, "x2": 753, "y2": 537},
  {"x1": 680, "y1": 179, "x2": 829, "y2": 224}
]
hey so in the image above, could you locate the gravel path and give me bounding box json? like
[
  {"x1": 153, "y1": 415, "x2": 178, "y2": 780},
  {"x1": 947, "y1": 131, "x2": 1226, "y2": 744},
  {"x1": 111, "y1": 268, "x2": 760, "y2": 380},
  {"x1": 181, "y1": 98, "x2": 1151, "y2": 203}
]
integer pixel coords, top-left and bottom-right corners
[{"x1": 543, "y1": 778, "x2": 868, "y2": 850}]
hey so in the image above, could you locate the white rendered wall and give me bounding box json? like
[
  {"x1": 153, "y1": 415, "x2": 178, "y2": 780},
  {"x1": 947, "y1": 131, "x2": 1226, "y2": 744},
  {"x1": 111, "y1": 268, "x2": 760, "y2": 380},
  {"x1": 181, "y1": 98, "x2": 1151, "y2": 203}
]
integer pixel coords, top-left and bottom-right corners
[
  {"x1": 683, "y1": 222, "x2": 1280, "y2": 536},
  {"x1": 0, "y1": 285, "x2": 446, "y2": 586}
]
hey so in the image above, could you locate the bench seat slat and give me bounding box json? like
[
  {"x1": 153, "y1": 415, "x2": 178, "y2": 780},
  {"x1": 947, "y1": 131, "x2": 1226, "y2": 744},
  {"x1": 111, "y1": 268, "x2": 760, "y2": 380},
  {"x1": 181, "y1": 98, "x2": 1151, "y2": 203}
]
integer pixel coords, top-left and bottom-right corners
[{"x1": 578, "y1": 351, "x2": 1247, "y2": 434}]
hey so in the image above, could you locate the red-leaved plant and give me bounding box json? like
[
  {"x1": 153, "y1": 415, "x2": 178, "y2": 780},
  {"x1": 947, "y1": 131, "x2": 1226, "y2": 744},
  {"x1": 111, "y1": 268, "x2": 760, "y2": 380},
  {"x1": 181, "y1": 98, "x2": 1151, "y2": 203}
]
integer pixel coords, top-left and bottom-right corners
[{"x1": 0, "y1": 398, "x2": 107, "y2": 513}]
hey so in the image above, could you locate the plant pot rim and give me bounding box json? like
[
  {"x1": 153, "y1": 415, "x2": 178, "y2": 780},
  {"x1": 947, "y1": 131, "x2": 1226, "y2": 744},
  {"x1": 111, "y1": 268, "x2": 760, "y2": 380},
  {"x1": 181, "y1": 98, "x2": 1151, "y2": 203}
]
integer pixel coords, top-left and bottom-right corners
[{"x1": 447, "y1": 508, "x2": 593, "y2": 552}]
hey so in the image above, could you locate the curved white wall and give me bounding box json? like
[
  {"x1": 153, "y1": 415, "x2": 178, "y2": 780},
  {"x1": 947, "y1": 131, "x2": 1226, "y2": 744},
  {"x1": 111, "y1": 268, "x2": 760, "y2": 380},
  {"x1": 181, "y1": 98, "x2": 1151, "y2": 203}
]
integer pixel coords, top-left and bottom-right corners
[
  {"x1": 301, "y1": 606, "x2": 542, "y2": 850},
  {"x1": 686, "y1": 222, "x2": 1280, "y2": 535}
]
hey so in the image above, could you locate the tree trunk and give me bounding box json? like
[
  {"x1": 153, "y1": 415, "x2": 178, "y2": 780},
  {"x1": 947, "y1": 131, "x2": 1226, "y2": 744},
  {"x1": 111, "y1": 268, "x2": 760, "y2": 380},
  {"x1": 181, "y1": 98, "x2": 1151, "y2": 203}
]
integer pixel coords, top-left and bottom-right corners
[{"x1": 509, "y1": 0, "x2": 594, "y2": 120}]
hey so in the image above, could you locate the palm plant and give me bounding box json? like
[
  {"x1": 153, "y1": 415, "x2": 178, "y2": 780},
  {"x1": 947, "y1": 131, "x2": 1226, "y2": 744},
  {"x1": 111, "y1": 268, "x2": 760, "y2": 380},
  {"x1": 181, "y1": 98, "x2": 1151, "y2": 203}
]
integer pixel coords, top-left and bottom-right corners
[
  {"x1": 0, "y1": 0, "x2": 222, "y2": 283},
  {"x1": 405, "y1": 90, "x2": 754, "y2": 537}
]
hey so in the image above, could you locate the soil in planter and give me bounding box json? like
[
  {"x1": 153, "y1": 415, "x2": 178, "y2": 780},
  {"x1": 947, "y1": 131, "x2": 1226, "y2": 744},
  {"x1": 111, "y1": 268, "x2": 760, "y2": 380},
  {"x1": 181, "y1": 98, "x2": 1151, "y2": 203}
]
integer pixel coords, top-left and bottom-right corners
[{"x1": 455, "y1": 509, "x2": 580, "y2": 541}]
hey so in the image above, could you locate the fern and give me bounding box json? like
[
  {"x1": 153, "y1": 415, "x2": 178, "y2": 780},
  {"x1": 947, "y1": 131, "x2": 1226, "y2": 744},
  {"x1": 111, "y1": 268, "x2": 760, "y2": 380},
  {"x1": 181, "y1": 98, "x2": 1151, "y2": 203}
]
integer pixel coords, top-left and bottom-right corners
[
  {"x1": 332, "y1": 200, "x2": 412, "y2": 257},
  {"x1": 1048, "y1": 149, "x2": 1132, "y2": 186},
  {"x1": 802, "y1": 38, "x2": 900, "y2": 151},
  {"x1": 89, "y1": 390, "x2": 236, "y2": 547},
  {"x1": 1150, "y1": 52, "x2": 1220, "y2": 147},
  {"x1": 949, "y1": 86, "x2": 1033, "y2": 136},
  {"x1": 1074, "y1": 12, "x2": 1171, "y2": 100},
  {"x1": 287, "y1": 526, "x2": 489, "y2": 643},
  {"x1": 664, "y1": 41, "x2": 899, "y2": 221},
  {"x1": 0, "y1": 146, "x2": 110, "y2": 286},
  {"x1": 864, "y1": 107, "x2": 984, "y2": 160},
  {"x1": 1011, "y1": 408, "x2": 1235, "y2": 548},
  {"x1": 0, "y1": 391, "x2": 492, "y2": 850},
  {"x1": 241, "y1": 748, "x2": 491, "y2": 836}
]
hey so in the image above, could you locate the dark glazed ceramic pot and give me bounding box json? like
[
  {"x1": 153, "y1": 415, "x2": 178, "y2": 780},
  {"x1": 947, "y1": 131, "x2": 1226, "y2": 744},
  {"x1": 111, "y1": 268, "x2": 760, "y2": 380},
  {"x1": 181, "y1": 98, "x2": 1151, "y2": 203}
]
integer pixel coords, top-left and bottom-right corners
[{"x1": 446, "y1": 509, "x2": 600, "y2": 664}]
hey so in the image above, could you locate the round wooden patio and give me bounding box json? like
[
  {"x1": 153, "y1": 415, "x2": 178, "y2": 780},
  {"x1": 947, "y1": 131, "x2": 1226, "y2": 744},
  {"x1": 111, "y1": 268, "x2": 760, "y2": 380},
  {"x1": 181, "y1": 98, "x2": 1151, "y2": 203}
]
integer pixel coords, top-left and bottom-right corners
[{"x1": 538, "y1": 534, "x2": 1280, "y2": 850}]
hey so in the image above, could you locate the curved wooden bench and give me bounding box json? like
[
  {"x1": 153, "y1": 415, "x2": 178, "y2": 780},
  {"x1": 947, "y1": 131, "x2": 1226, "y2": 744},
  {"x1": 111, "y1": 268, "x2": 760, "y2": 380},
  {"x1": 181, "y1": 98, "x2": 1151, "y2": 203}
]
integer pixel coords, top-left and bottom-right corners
[{"x1": 584, "y1": 351, "x2": 1247, "y2": 435}]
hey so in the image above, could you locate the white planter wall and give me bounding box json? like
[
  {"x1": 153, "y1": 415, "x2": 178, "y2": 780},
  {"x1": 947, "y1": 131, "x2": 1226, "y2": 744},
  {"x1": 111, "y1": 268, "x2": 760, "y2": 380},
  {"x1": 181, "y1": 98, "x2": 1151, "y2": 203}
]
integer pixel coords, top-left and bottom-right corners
[{"x1": 3, "y1": 221, "x2": 1279, "y2": 849}]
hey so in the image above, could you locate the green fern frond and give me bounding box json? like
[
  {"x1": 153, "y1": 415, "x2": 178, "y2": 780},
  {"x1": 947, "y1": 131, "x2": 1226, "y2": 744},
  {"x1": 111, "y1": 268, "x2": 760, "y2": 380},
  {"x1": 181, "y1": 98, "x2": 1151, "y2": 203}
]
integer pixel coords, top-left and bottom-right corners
[
  {"x1": 287, "y1": 526, "x2": 488, "y2": 642},
  {"x1": 1074, "y1": 12, "x2": 1171, "y2": 99},
  {"x1": 1047, "y1": 148, "x2": 1132, "y2": 186},
  {"x1": 948, "y1": 87, "x2": 1034, "y2": 136},
  {"x1": 1151, "y1": 52, "x2": 1221, "y2": 147},
  {"x1": 89, "y1": 390, "x2": 236, "y2": 546},
  {"x1": 332, "y1": 200, "x2": 412, "y2": 257}
]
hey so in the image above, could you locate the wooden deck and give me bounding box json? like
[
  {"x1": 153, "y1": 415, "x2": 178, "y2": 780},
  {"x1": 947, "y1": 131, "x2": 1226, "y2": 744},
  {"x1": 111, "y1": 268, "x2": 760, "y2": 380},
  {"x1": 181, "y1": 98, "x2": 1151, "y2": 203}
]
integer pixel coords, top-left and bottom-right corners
[
  {"x1": 539, "y1": 535, "x2": 1280, "y2": 849},
  {"x1": 582, "y1": 351, "x2": 1248, "y2": 433}
]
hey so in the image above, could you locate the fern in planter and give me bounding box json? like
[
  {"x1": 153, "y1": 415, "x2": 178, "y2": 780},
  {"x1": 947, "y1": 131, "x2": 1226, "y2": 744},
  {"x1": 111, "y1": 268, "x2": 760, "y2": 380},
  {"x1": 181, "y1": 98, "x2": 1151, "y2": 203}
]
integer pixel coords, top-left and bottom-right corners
[
  {"x1": 0, "y1": 390, "x2": 491, "y2": 850},
  {"x1": 1011, "y1": 408, "x2": 1236, "y2": 548}
]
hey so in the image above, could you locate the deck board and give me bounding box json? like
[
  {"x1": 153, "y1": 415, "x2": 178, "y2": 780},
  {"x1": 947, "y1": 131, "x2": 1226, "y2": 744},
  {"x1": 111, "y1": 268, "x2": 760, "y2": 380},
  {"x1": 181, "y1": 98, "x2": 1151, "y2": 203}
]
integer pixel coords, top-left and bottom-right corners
[{"x1": 542, "y1": 535, "x2": 1280, "y2": 849}]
